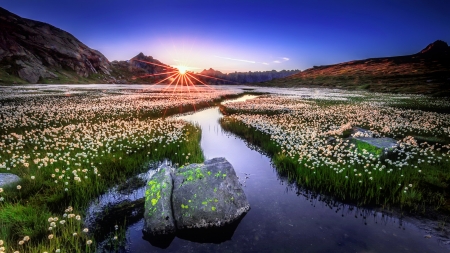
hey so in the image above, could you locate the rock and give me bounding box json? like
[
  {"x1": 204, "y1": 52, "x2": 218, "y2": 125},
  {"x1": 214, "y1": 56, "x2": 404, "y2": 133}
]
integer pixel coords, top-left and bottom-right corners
[
  {"x1": 143, "y1": 165, "x2": 176, "y2": 236},
  {"x1": 354, "y1": 137, "x2": 398, "y2": 150},
  {"x1": 349, "y1": 127, "x2": 398, "y2": 157},
  {"x1": 17, "y1": 64, "x2": 40, "y2": 83},
  {"x1": 0, "y1": 173, "x2": 21, "y2": 188},
  {"x1": 142, "y1": 157, "x2": 250, "y2": 237},
  {"x1": 172, "y1": 157, "x2": 250, "y2": 230}
]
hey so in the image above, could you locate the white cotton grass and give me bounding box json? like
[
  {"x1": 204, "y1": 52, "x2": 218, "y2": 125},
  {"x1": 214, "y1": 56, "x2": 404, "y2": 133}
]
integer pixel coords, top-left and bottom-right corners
[
  {"x1": 0, "y1": 87, "x2": 237, "y2": 252},
  {"x1": 221, "y1": 93, "x2": 450, "y2": 207}
]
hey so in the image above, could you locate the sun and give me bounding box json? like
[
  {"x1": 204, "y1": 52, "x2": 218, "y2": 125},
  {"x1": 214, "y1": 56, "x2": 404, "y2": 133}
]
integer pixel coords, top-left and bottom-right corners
[
  {"x1": 175, "y1": 65, "x2": 188, "y2": 75},
  {"x1": 130, "y1": 58, "x2": 235, "y2": 91}
]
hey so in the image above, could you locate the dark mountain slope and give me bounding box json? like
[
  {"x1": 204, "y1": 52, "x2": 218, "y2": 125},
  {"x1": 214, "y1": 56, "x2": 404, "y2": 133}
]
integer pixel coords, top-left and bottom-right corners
[
  {"x1": 0, "y1": 7, "x2": 112, "y2": 84},
  {"x1": 263, "y1": 40, "x2": 450, "y2": 96}
]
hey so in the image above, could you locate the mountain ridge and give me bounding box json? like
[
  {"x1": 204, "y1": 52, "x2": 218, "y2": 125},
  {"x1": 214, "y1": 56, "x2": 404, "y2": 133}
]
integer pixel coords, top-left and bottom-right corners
[
  {"x1": 0, "y1": 7, "x2": 113, "y2": 84},
  {"x1": 1, "y1": 6, "x2": 449, "y2": 96},
  {"x1": 261, "y1": 40, "x2": 450, "y2": 96}
]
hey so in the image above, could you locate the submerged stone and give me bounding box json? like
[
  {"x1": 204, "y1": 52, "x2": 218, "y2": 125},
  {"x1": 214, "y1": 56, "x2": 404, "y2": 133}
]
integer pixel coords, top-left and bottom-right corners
[
  {"x1": 172, "y1": 157, "x2": 250, "y2": 230},
  {"x1": 143, "y1": 165, "x2": 176, "y2": 236},
  {"x1": 0, "y1": 173, "x2": 21, "y2": 188}
]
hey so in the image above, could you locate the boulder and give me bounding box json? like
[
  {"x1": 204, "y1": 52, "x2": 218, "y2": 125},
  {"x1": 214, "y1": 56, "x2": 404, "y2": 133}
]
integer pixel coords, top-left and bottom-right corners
[
  {"x1": 142, "y1": 157, "x2": 250, "y2": 236},
  {"x1": 172, "y1": 157, "x2": 250, "y2": 230},
  {"x1": 0, "y1": 173, "x2": 21, "y2": 188},
  {"x1": 143, "y1": 165, "x2": 176, "y2": 236}
]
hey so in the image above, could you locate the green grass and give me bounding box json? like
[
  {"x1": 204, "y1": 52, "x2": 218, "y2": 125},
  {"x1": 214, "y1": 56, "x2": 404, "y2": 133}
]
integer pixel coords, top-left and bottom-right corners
[
  {"x1": 352, "y1": 139, "x2": 383, "y2": 157},
  {"x1": 0, "y1": 90, "x2": 250, "y2": 252},
  {"x1": 220, "y1": 116, "x2": 450, "y2": 213}
]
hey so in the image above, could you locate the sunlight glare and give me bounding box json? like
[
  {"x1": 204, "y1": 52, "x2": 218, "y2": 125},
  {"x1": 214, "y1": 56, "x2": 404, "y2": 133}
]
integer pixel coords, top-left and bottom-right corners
[{"x1": 175, "y1": 65, "x2": 188, "y2": 75}]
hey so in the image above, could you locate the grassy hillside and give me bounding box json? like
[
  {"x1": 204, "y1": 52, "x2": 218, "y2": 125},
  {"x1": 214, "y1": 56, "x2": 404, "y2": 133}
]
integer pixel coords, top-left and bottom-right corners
[{"x1": 260, "y1": 40, "x2": 450, "y2": 96}]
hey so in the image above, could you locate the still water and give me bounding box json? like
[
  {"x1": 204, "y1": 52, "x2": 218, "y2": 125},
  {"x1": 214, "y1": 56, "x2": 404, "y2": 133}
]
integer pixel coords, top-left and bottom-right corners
[{"x1": 109, "y1": 95, "x2": 447, "y2": 252}]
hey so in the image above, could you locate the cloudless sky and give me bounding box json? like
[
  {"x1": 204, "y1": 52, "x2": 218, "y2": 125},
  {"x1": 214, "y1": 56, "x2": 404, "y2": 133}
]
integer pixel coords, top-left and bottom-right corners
[{"x1": 2, "y1": 0, "x2": 450, "y2": 72}]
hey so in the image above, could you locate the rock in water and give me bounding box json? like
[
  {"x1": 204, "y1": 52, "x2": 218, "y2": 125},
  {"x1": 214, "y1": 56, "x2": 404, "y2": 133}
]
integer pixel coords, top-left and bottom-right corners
[
  {"x1": 143, "y1": 165, "x2": 176, "y2": 235},
  {"x1": 0, "y1": 173, "x2": 21, "y2": 188},
  {"x1": 172, "y1": 157, "x2": 250, "y2": 230}
]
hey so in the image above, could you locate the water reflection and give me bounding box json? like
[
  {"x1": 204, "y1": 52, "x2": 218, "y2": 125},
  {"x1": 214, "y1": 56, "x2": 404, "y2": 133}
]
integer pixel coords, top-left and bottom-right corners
[{"x1": 94, "y1": 95, "x2": 447, "y2": 252}]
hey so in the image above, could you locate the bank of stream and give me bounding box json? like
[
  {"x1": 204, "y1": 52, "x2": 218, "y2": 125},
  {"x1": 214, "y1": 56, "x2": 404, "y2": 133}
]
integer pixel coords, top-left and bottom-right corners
[{"x1": 90, "y1": 95, "x2": 449, "y2": 252}]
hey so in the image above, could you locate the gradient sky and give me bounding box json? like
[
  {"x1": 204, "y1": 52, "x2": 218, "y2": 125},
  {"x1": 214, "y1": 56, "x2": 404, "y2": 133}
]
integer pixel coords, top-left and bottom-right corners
[{"x1": 2, "y1": 0, "x2": 450, "y2": 73}]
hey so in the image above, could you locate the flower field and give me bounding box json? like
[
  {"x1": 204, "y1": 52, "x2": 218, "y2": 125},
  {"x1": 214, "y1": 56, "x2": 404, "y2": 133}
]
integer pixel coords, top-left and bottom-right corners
[
  {"x1": 220, "y1": 93, "x2": 450, "y2": 211},
  {"x1": 0, "y1": 87, "x2": 238, "y2": 252}
]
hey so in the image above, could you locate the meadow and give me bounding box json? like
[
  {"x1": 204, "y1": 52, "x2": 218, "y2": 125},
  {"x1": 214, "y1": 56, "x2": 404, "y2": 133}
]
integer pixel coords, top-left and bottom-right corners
[
  {"x1": 220, "y1": 93, "x2": 450, "y2": 213},
  {"x1": 1, "y1": 85, "x2": 450, "y2": 252},
  {"x1": 0, "y1": 86, "x2": 238, "y2": 253}
]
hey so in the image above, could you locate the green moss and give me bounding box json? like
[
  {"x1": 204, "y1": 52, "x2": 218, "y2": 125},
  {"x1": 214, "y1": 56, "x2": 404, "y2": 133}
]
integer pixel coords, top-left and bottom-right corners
[{"x1": 145, "y1": 179, "x2": 162, "y2": 211}]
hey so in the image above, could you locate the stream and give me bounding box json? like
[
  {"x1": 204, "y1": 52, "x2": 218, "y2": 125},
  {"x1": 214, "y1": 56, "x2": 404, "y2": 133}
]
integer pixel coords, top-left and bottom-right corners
[{"x1": 93, "y1": 95, "x2": 448, "y2": 253}]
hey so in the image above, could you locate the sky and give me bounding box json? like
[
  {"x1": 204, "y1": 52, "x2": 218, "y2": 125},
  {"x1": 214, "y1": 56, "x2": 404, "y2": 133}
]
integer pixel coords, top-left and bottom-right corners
[{"x1": 2, "y1": 0, "x2": 450, "y2": 73}]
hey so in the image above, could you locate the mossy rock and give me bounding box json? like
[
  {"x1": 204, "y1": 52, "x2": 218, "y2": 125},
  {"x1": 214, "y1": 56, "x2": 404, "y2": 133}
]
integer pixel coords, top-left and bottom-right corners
[
  {"x1": 143, "y1": 165, "x2": 175, "y2": 235},
  {"x1": 142, "y1": 157, "x2": 250, "y2": 236},
  {"x1": 172, "y1": 157, "x2": 250, "y2": 230}
]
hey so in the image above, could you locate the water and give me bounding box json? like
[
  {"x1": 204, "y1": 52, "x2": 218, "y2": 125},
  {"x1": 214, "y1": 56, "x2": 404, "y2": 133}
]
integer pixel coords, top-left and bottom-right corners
[{"x1": 114, "y1": 95, "x2": 448, "y2": 253}]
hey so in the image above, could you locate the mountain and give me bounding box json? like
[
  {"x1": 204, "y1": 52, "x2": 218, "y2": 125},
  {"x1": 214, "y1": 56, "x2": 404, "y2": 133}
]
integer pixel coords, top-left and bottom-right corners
[
  {"x1": 0, "y1": 7, "x2": 117, "y2": 84},
  {"x1": 109, "y1": 53, "x2": 175, "y2": 84},
  {"x1": 197, "y1": 68, "x2": 300, "y2": 84},
  {"x1": 262, "y1": 40, "x2": 450, "y2": 96}
]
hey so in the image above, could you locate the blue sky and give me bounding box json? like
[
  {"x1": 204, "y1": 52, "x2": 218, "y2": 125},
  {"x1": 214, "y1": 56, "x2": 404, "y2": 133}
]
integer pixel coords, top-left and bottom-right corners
[{"x1": 2, "y1": 0, "x2": 449, "y2": 73}]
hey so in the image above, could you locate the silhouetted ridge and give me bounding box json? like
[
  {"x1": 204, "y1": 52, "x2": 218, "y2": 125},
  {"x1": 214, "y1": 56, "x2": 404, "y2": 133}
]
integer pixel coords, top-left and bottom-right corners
[{"x1": 419, "y1": 40, "x2": 449, "y2": 54}]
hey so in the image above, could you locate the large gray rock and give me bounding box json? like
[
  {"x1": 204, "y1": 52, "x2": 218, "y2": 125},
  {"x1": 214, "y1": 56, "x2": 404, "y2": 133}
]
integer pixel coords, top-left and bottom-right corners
[
  {"x1": 0, "y1": 173, "x2": 21, "y2": 188},
  {"x1": 143, "y1": 165, "x2": 176, "y2": 235},
  {"x1": 172, "y1": 157, "x2": 250, "y2": 230},
  {"x1": 142, "y1": 157, "x2": 250, "y2": 236}
]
